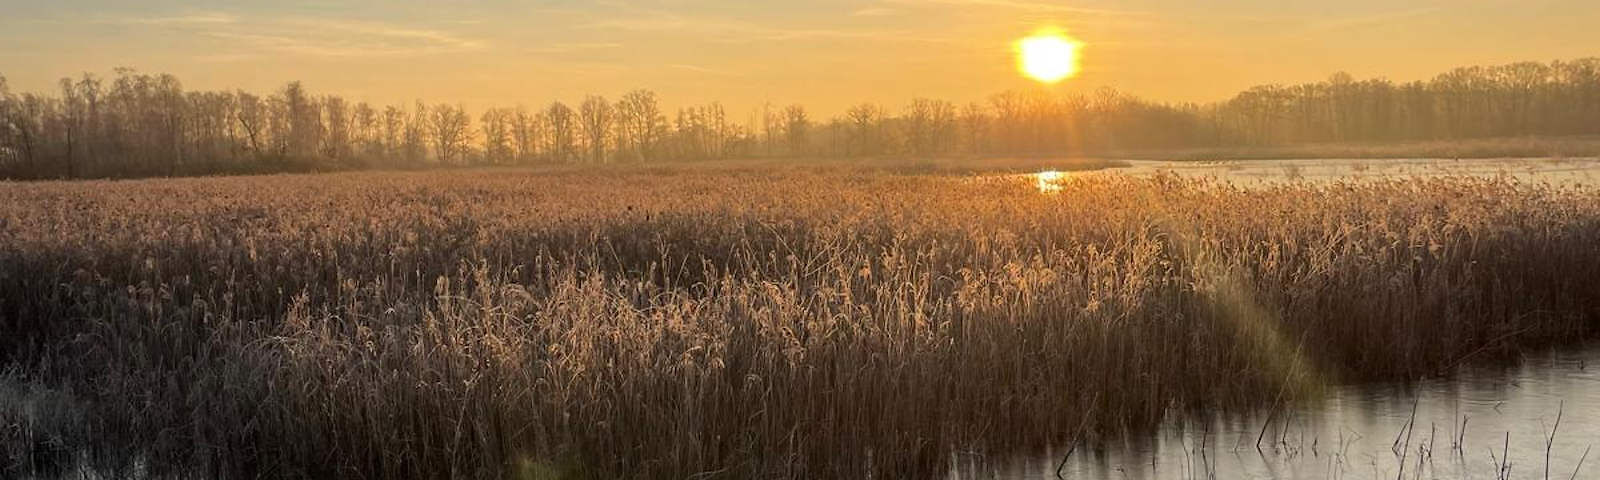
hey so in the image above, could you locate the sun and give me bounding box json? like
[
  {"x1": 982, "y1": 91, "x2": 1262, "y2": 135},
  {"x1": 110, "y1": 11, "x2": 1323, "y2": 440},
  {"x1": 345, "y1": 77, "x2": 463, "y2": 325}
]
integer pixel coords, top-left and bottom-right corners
[{"x1": 1016, "y1": 30, "x2": 1082, "y2": 84}]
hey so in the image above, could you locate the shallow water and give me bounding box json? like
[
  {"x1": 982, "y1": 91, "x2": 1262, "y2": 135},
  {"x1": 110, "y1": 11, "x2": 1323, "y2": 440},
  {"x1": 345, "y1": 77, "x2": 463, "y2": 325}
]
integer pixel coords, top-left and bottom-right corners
[
  {"x1": 977, "y1": 155, "x2": 1600, "y2": 479},
  {"x1": 951, "y1": 345, "x2": 1600, "y2": 480},
  {"x1": 1030, "y1": 157, "x2": 1600, "y2": 191}
]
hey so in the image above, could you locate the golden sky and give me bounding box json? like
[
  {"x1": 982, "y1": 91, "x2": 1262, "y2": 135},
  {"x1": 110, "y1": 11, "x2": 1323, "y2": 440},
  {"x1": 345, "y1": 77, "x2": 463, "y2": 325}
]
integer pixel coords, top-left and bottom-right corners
[{"x1": 3, "y1": 0, "x2": 1598, "y2": 116}]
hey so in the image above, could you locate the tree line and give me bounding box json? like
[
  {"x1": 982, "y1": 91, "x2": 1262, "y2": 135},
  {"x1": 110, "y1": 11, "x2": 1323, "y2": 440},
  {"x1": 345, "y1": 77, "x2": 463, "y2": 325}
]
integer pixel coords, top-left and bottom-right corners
[{"x1": 2, "y1": 59, "x2": 1599, "y2": 179}]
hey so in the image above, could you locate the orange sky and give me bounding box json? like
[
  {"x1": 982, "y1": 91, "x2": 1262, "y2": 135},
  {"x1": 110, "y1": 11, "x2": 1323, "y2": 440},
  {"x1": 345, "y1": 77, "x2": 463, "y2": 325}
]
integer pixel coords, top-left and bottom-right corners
[{"x1": 3, "y1": 0, "x2": 1599, "y2": 116}]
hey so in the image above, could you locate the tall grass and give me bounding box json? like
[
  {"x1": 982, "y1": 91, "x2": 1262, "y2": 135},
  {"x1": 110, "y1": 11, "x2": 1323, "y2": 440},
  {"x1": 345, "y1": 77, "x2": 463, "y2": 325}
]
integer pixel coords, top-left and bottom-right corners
[{"x1": 2, "y1": 165, "x2": 1598, "y2": 479}]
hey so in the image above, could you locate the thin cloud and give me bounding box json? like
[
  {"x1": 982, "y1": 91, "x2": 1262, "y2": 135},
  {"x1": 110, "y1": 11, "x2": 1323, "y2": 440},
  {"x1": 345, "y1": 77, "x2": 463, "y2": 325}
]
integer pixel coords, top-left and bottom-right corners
[
  {"x1": 1191, "y1": 7, "x2": 1445, "y2": 36},
  {"x1": 103, "y1": 12, "x2": 239, "y2": 26},
  {"x1": 1302, "y1": 8, "x2": 1441, "y2": 34},
  {"x1": 280, "y1": 18, "x2": 485, "y2": 51},
  {"x1": 668, "y1": 64, "x2": 742, "y2": 76},
  {"x1": 852, "y1": 8, "x2": 898, "y2": 17},
  {"x1": 525, "y1": 42, "x2": 625, "y2": 54},
  {"x1": 194, "y1": 52, "x2": 261, "y2": 63},
  {"x1": 881, "y1": 0, "x2": 1144, "y2": 16},
  {"x1": 582, "y1": 13, "x2": 950, "y2": 44},
  {"x1": 104, "y1": 11, "x2": 484, "y2": 58}
]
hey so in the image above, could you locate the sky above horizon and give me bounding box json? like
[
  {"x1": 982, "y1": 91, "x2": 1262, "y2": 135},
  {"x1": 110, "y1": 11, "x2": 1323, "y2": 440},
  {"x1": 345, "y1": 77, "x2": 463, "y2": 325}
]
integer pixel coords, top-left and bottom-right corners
[{"x1": 3, "y1": 0, "x2": 1599, "y2": 116}]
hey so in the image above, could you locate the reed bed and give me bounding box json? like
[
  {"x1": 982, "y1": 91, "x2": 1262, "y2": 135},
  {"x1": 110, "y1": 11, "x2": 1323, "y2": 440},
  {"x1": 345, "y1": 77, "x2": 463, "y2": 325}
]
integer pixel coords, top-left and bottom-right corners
[{"x1": 2, "y1": 165, "x2": 1598, "y2": 479}]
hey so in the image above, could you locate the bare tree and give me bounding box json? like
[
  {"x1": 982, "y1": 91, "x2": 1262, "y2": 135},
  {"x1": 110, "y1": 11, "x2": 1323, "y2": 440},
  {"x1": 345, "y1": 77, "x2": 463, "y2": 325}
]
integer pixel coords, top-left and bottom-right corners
[
  {"x1": 236, "y1": 91, "x2": 266, "y2": 161},
  {"x1": 783, "y1": 104, "x2": 809, "y2": 156},
  {"x1": 578, "y1": 95, "x2": 613, "y2": 163},
  {"x1": 11, "y1": 94, "x2": 42, "y2": 174},
  {"x1": 760, "y1": 102, "x2": 779, "y2": 156},
  {"x1": 510, "y1": 106, "x2": 540, "y2": 164},
  {"x1": 904, "y1": 98, "x2": 957, "y2": 156},
  {"x1": 58, "y1": 78, "x2": 84, "y2": 177},
  {"x1": 380, "y1": 105, "x2": 402, "y2": 162},
  {"x1": 480, "y1": 107, "x2": 512, "y2": 165},
  {"x1": 989, "y1": 91, "x2": 1023, "y2": 153},
  {"x1": 616, "y1": 90, "x2": 664, "y2": 162},
  {"x1": 402, "y1": 101, "x2": 428, "y2": 164},
  {"x1": 152, "y1": 74, "x2": 186, "y2": 175},
  {"x1": 279, "y1": 81, "x2": 321, "y2": 160},
  {"x1": 845, "y1": 103, "x2": 883, "y2": 156},
  {"x1": 322, "y1": 95, "x2": 350, "y2": 162},
  {"x1": 0, "y1": 75, "x2": 15, "y2": 168},
  {"x1": 429, "y1": 103, "x2": 471, "y2": 165},
  {"x1": 0, "y1": 76, "x2": 35, "y2": 173},
  {"x1": 545, "y1": 101, "x2": 576, "y2": 163},
  {"x1": 352, "y1": 102, "x2": 379, "y2": 162},
  {"x1": 958, "y1": 102, "x2": 988, "y2": 155}
]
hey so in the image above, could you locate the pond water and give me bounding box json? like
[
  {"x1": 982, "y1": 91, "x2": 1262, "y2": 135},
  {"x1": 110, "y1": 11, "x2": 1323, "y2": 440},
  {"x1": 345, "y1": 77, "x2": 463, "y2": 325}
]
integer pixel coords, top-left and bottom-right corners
[
  {"x1": 983, "y1": 157, "x2": 1600, "y2": 479},
  {"x1": 1031, "y1": 157, "x2": 1600, "y2": 191},
  {"x1": 951, "y1": 345, "x2": 1600, "y2": 480}
]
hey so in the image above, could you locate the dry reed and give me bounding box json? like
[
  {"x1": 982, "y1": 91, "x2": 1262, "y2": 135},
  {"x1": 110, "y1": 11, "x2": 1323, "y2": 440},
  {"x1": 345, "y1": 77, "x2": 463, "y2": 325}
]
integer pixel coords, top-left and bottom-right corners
[{"x1": 2, "y1": 164, "x2": 1598, "y2": 479}]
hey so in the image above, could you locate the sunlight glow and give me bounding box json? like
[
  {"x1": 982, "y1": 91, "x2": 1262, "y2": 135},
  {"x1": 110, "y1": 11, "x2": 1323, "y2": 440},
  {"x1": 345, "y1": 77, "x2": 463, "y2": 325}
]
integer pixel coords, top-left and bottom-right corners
[
  {"x1": 1035, "y1": 170, "x2": 1067, "y2": 193},
  {"x1": 1016, "y1": 30, "x2": 1082, "y2": 84}
]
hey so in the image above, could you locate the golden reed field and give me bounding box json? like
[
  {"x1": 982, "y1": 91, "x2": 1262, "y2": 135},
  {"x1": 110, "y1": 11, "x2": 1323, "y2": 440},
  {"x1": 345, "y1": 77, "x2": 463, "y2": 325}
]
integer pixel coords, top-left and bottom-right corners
[{"x1": 4, "y1": 164, "x2": 1600, "y2": 479}]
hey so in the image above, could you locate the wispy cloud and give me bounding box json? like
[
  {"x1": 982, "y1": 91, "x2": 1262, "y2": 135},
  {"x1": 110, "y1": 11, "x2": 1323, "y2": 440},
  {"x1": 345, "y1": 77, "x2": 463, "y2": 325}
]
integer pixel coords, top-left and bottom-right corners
[
  {"x1": 193, "y1": 52, "x2": 260, "y2": 63},
  {"x1": 582, "y1": 13, "x2": 949, "y2": 44},
  {"x1": 524, "y1": 42, "x2": 624, "y2": 54},
  {"x1": 1188, "y1": 7, "x2": 1446, "y2": 37},
  {"x1": 1301, "y1": 7, "x2": 1441, "y2": 34},
  {"x1": 103, "y1": 11, "x2": 485, "y2": 57},
  {"x1": 284, "y1": 18, "x2": 484, "y2": 51},
  {"x1": 880, "y1": 0, "x2": 1143, "y2": 16},
  {"x1": 852, "y1": 8, "x2": 898, "y2": 17},
  {"x1": 667, "y1": 63, "x2": 742, "y2": 76},
  {"x1": 104, "y1": 12, "x2": 240, "y2": 26}
]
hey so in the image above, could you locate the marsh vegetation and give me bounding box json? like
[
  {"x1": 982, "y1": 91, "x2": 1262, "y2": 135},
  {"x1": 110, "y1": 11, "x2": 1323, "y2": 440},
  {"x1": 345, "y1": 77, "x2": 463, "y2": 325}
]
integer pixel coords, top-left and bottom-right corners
[{"x1": 3, "y1": 162, "x2": 1599, "y2": 478}]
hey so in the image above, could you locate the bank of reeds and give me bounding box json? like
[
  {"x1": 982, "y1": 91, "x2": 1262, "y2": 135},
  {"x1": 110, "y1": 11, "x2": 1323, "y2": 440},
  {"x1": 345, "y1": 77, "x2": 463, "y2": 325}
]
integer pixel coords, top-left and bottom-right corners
[{"x1": 2, "y1": 166, "x2": 1598, "y2": 478}]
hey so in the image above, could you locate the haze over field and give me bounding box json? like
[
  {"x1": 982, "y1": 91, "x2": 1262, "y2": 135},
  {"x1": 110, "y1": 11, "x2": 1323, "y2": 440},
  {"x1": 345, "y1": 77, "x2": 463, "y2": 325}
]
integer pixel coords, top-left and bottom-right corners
[{"x1": 5, "y1": 0, "x2": 1600, "y2": 113}]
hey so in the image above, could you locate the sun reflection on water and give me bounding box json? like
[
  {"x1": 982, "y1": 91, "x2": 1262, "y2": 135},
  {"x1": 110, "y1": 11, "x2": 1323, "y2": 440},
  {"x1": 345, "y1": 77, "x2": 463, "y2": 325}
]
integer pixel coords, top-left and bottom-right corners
[{"x1": 1035, "y1": 170, "x2": 1066, "y2": 193}]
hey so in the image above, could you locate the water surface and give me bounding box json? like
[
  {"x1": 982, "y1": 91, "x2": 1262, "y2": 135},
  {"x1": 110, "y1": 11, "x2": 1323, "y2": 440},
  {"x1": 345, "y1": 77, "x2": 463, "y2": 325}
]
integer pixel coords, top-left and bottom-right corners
[
  {"x1": 953, "y1": 346, "x2": 1600, "y2": 480},
  {"x1": 980, "y1": 156, "x2": 1600, "y2": 479},
  {"x1": 1028, "y1": 157, "x2": 1600, "y2": 192}
]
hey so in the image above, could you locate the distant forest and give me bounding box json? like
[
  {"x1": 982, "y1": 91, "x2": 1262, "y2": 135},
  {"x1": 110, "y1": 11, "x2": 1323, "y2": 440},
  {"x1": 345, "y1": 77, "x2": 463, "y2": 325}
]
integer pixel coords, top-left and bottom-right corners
[{"x1": 2, "y1": 58, "x2": 1599, "y2": 179}]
